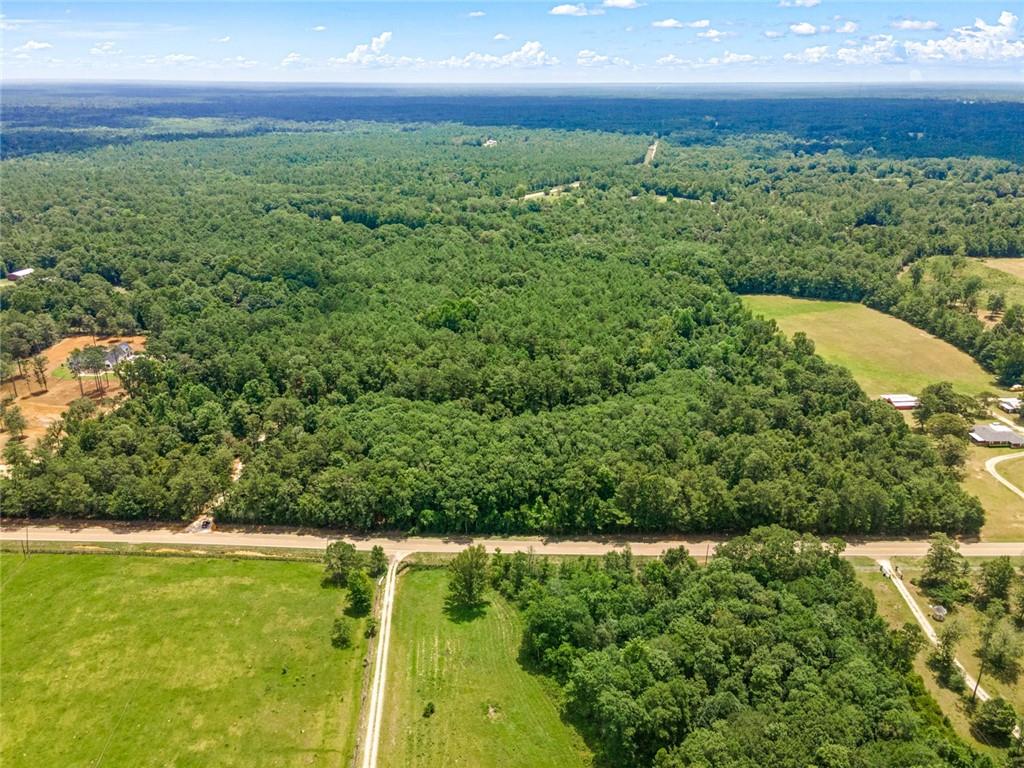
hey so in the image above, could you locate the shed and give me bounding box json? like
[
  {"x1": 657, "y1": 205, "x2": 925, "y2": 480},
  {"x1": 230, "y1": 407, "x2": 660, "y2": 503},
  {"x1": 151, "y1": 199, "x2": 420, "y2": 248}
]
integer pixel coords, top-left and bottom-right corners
[
  {"x1": 969, "y1": 423, "x2": 1024, "y2": 448},
  {"x1": 881, "y1": 394, "x2": 919, "y2": 411},
  {"x1": 998, "y1": 397, "x2": 1021, "y2": 413},
  {"x1": 8, "y1": 268, "x2": 35, "y2": 281},
  {"x1": 931, "y1": 605, "x2": 948, "y2": 622}
]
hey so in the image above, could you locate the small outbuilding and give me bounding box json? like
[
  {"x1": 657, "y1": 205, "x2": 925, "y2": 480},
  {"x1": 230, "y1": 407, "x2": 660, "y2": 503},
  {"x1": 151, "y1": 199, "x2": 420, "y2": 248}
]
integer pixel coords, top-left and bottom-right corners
[
  {"x1": 969, "y1": 423, "x2": 1024, "y2": 448},
  {"x1": 7, "y1": 268, "x2": 35, "y2": 281},
  {"x1": 998, "y1": 397, "x2": 1022, "y2": 413},
  {"x1": 881, "y1": 394, "x2": 919, "y2": 411},
  {"x1": 931, "y1": 605, "x2": 948, "y2": 622}
]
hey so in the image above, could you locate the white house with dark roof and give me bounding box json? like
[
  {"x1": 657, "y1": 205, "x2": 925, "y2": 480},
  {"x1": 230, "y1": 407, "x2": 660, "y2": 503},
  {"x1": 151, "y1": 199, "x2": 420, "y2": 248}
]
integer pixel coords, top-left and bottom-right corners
[{"x1": 105, "y1": 342, "x2": 134, "y2": 369}]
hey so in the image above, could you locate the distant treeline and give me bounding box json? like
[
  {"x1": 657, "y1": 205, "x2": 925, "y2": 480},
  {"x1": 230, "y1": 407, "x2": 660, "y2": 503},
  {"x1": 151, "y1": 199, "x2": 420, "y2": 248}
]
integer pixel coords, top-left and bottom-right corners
[{"x1": 3, "y1": 84, "x2": 1023, "y2": 161}]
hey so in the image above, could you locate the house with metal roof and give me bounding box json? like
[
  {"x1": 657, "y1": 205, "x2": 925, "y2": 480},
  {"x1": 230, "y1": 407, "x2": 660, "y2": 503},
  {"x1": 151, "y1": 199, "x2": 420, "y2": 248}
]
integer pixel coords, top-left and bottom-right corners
[{"x1": 969, "y1": 423, "x2": 1024, "y2": 448}]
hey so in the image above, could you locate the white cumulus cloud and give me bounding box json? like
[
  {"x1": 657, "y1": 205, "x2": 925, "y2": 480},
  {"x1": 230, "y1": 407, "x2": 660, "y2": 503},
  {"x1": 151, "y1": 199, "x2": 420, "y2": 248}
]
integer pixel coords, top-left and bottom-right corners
[
  {"x1": 837, "y1": 34, "x2": 902, "y2": 64},
  {"x1": 577, "y1": 48, "x2": 631, "y2": 66},
  {"x1": 699, "y1": 28, "x2": 726, "y2": 41},
  {"x1": 550, "y1": 4, "x2": 603, "y2": 16},
  {"x1": 160, "y1": 53, "x2": 198, "y2": 64},
  {"x1": 14, "y1": 39, "x2": 52, "y2": 52},
  {"x1": 891, "y1": 19, "x2": 939, "y2": 31},
  {"x1": 280, "y1": 51, "x2": 308, "y2": 67},
  {"x1": 440, "y1": 41, "x2": 559, "y2": 68},
  {"x1": 312, "y1": 25, "x2": 327, "y2": 32},
  {"x1": 779, "y1": 0, "x2": 820, "y2": 7},
  {"x1": 764, "y1": 30, "x2": 784, "y2": 39},
  {"x1": 653, "y1": 18, "x2": 709, "y2": 29},
  {"x1": 468, "y1": 10, "x2": 486, "y2": 17},
  {"x1": 790, "y1": 22, "x2": 819, "y2": 36},
  {"x1": 658, "y1": 50, "x2": 759, "y2": 67},
  {"x1": 904, "y1": 11, "x2": 1024, "y2": 61},
  {"x1": 835, "y1": 21, "x2": 858, "y2": 34},
  {"x1": 784, "y1": 44, "x2": 829, "y2": 62},
  {"x1": 602, "y1": 0, "x2": 642, "y2": 7},
  {"x1": 89, "y1": 40, "x2": 120, "y2": 55},
  {"x1": 223, "y1": 55, "x2": 258, "y2": 69},
  {"x1": 494, "y1": 33, "x2": 510, "y2": 40},
  {"x1": 327, "y1": 31, "x2": 420, "y2": 67},
  {"x1": 213, "y1": 35, "x2": 231, "y2": 43}
]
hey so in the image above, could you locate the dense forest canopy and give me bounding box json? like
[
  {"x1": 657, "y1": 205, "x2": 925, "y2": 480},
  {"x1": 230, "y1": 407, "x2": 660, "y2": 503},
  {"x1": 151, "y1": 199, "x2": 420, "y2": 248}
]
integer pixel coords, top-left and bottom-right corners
[
  {"x1": 497, "y1": 527, "x2": 990, "y2": 768},
  {"x1": 1, "y1": 93, "x2": 1020, "y2": 534}
]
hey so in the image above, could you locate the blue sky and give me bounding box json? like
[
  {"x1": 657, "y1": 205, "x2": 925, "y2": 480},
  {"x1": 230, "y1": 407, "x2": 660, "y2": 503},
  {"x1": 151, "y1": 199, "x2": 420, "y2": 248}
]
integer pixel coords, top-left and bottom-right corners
[{"x1": 3, "y1": 1, "x2": 1023, "y2": 83}]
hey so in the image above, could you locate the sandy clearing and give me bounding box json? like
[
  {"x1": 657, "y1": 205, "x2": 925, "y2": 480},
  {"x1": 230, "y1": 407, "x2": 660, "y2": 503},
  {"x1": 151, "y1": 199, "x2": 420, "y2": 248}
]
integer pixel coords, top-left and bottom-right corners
[
  {"x1": 1, "y1": 334, "x2": 147, "y2": 451},
  {"x1": 643, "y1": 141, "x2": 658, "y2": 165},
  {"x1": 521, "y1": 180, "x2": 580, "y2": 201}
]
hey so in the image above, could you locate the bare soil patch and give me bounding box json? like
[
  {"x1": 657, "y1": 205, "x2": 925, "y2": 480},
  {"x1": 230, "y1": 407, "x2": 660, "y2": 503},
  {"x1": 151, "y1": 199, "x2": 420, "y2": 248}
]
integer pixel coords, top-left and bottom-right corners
[{"x1": 1, "y1": 334, "x2": 147, "y2": 451}]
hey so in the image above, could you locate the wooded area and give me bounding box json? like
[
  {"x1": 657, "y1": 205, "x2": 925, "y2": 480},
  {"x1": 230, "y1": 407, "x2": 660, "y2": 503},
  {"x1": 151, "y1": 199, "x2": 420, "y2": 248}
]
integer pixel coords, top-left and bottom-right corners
[
  {"x1": 491, "y1": 527, "x2": 1009, "y2": 767},
  {"x1": 1, "y1": 113, "x2": 1019, "y2": 534}
]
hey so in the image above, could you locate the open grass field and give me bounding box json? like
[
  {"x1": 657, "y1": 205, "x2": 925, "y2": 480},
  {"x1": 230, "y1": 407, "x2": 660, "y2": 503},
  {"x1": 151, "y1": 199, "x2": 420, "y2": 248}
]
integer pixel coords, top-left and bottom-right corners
[
  {"x1": 981, "y1": 258, "x2": 1024, "y2": 284},
  {"x1": 0, "y1": 553, "x2": 366, "y2": 768},
  {"x1": 961, "y1": 445, "x2": 1024, "y2": 542},
  {"x1": 998, "y1": 453, "x2": 1024, "y2": 494},
  {"x1": 379, "y1": 567, "x2": 591, "y2": 768},
  {"x1": 972, "y1": 259, "x2": 1024, "y2": 308},
  {"x1": 743, "y1": 295, "x2": 1003, "y2": 397}
]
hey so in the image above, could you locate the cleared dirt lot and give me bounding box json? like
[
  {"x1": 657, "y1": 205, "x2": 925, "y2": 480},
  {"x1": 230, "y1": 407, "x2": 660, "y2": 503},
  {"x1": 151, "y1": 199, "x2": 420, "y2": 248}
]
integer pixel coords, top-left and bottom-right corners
[{"x1": 1, "y1": 334, "x2": 146, "y2": 451}]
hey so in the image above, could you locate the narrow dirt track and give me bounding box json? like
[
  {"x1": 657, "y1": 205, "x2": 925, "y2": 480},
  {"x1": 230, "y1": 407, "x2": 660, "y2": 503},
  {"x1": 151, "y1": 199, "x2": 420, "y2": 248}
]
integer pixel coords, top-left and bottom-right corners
[
  {"x1": 643, "y1": 140, "x2": 658, "y2": 165},
  {"x1": 1, "y1": 523, "x2": 1022, "y2": 558},
  {"x1": 360, "y1": 552, "x2": 405, "y2": 768}
]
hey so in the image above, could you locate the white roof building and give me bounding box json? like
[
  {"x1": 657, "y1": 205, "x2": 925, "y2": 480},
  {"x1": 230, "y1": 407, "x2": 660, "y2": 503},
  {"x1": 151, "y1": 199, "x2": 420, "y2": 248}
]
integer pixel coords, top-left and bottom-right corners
[
  {"x1": 997, "y1": 397, "x2": 1021, "y2": 413},
  {"x1": 880, "y1": 394, "x2": 919, "y2": 410}
]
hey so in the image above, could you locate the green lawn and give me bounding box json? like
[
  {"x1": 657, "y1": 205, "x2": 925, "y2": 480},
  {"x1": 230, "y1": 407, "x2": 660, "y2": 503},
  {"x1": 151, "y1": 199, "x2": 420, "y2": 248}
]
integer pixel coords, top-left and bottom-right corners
[
  {"x1": 379, "y1": 567, "x2": 591, "y2": 768},
  {"x1": 962, "y1": 445, "x2": 1024, "y2": 542},
  {"x1": 743, "y1": 295, "x2": 1004, "y2": 397},
  {"x1": 999, "y1": 453, "x2": 1024, "y2": 494},
  {"x1": 0, "y1": 553, "x2": 367, "y2": 768}
]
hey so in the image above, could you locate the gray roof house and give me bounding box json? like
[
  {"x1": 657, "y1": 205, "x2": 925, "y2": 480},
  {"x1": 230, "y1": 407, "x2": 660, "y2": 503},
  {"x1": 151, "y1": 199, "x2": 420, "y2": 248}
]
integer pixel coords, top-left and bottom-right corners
[
  {"x1": 105, "y1": 342, "x2": 134, "y2": 369},
  {"x1": 969, "y1": 423, "x2": 1024, "y2": 448}
]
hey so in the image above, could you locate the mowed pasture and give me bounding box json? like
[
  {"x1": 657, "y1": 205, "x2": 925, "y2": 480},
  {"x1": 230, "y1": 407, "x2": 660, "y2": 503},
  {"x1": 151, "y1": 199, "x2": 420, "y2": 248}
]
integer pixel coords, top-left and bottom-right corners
[
  {"x1": 379, "y1": 567, "x2": 591, "y2": 768},
  {"x1": 999, "y1": 453, "x2": 1024, "y2": 494},
  {"x1": 0, "y1": 553, "x2": 366, "y2": 768},
  {"x1": 743, "y1": 295, "x2": 1002, "y2": 397},
  {"x1": 975, "y1": 258, "x2": 1024, "y2": 305},
  {"x1": 962, "y1": 445, "x2": 1024, "y2": 542}
]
